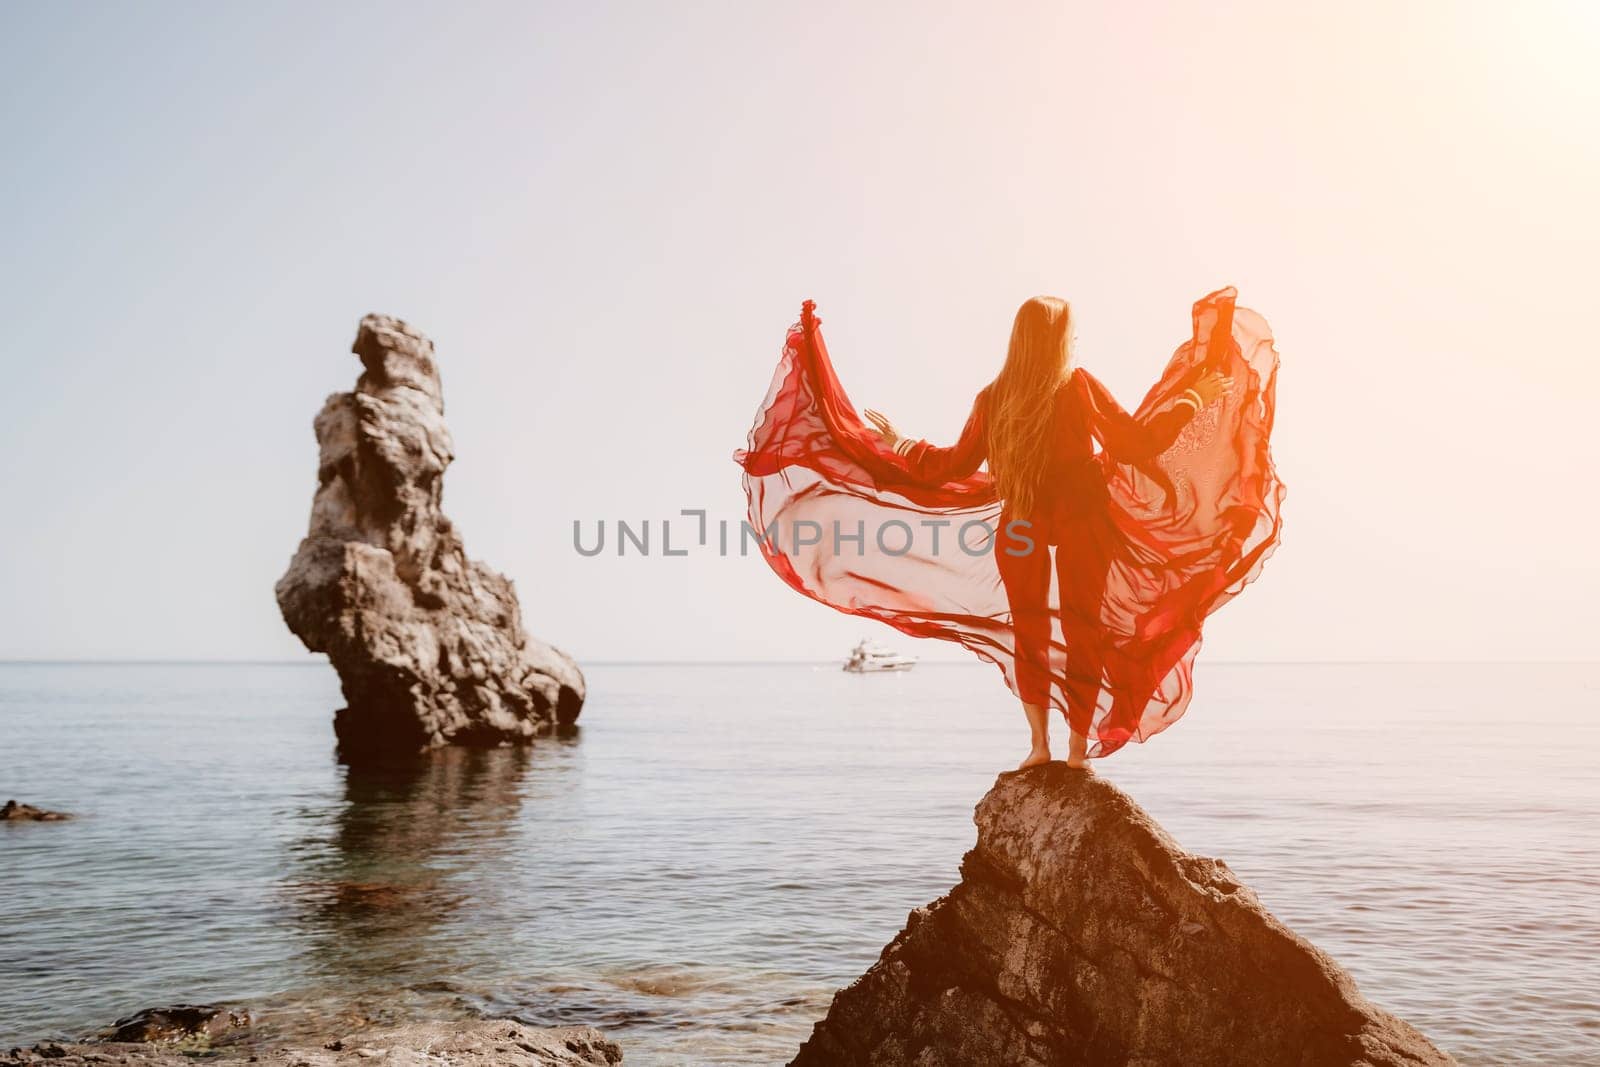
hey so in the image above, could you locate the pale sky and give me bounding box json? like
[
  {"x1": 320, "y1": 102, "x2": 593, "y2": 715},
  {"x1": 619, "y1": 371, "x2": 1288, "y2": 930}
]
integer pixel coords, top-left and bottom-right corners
[{"x1": 2, "y1": 2, "x2": 1596, "y2": 662}]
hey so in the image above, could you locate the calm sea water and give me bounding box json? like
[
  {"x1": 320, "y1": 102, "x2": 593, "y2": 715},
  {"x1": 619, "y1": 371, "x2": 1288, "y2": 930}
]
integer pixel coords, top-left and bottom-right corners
[{"x1": 1, "y1": 661, "x2": 1596, "y2": 1064}]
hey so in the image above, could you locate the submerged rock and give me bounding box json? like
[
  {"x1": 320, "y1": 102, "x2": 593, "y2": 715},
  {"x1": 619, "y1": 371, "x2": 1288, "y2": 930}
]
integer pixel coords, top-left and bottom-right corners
[
  {"x1": 276, "y1": 315, "x2": 584, "y2": 757},
  {"x1": 1, "y1": 800, "x2": 72, "y2": 821},
  {"x1": 103, "y1": 1004, "x2": 250, "y2": 1043},
  {"x1": 792, "y1": 764, "x2": 1456, "y2": 1067},
  {"x1": 3, "y1": 1019, "x2": 620, "y2": 1066}
]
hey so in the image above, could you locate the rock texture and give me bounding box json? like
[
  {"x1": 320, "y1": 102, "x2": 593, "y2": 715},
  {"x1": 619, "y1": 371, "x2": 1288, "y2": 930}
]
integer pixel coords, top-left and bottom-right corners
[
  {"x1": 792, "y1": 764, "x2": 1456, "y2": 1067},
  {"x1": 3, "y1": 1019, "x2": 620, "y2": 1066},
  {"x1": 103, "y1": 1005, "x2": 249, "y2": 1043},
  {"x1": 1, "y1": 800, "x2": 72, "y2": 821},
  {"x1": 276, "y1": 315, "x2": 583, "y2": 757}
]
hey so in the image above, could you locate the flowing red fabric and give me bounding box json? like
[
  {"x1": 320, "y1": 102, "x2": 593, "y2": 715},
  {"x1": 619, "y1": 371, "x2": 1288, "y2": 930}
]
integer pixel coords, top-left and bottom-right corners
[{"x1": 734, "y1": 288, "x2": 1283, "y2": 757}]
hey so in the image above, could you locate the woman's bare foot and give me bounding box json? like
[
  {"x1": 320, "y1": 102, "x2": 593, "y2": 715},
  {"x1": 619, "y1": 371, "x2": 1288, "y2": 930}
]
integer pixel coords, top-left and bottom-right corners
[
  {"x1": 1015, "y1": 701, "x2": 1051, "y2": 771},
  {"x1": 1065, "y1": 730, "x2": 1092, "y2": 771},
  {"x1": 1017, "y1": 746, "x2": 1052, "y2": 770}
]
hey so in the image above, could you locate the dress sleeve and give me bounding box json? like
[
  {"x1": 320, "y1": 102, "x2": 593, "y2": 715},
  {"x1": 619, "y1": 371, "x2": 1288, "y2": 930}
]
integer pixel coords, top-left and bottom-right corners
[
  {"x1": 1080, "y1": 371, "x2": 1195, "y2": 463},
  {"x1": 898, "y1": 393, "x2": 988, "y2": 485}
]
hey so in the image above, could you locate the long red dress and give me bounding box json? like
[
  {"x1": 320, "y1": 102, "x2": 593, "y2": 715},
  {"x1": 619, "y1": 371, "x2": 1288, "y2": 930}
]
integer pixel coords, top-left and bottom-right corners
[{"x1": 735, "y1": 288, "x2": 1283, "y2": 757}]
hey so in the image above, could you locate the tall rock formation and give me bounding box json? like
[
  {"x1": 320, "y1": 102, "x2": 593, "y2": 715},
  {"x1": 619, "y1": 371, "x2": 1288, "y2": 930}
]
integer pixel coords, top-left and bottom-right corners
[
  {"x1": 276, "y1": 314, "x2": 583, "y2": 756},
  {"x1": 792, "y1": 765, "x2": 1456, "y2": 1067}
]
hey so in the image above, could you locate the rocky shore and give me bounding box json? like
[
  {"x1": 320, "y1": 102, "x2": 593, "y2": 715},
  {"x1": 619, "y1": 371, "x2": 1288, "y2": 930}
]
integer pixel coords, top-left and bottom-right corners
[
  {"x1": 276, "y1": 314, "x2": 584, "y2": 758},
  {"x1": 792, "y1": 764, "x2": 1457, "y2": 1067},
  {"x1": 4, "y1": 1018, "x2": 621, "y2": 1066}
]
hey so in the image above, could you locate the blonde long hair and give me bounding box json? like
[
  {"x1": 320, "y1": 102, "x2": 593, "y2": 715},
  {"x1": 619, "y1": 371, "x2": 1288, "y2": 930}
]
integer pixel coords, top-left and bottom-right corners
[{"x1": 987, "y1": 296, "x2": 1072, "y2": 518}]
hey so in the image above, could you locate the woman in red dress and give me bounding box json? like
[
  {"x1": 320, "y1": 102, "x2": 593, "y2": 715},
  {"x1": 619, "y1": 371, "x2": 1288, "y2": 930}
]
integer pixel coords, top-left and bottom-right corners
[{"x1": 736, "y1": 289, "x2": 1282, "y2": 768}]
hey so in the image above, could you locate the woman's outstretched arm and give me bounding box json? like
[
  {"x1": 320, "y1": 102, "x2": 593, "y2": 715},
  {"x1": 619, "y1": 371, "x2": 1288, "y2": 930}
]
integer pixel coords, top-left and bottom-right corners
[
  {"x1": 1080, "y1": 370, "x2": 1229, "y2": 463},
  {"x1": 865, "y1": 393, "x2": 989, "y2": 485}
]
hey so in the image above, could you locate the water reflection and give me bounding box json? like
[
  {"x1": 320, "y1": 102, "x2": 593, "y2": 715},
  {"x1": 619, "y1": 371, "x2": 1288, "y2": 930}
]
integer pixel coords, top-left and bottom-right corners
[{"x1": 284, "y1": 746, "x2": 540, "y2": 992}]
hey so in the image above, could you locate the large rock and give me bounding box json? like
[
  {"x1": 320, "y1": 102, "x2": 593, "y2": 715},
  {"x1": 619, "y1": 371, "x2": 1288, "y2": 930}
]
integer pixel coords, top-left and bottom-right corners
[
  {"x1": 792, "y1": 764, "x2": 1456, "y2": 1067},
  {"x1": 276, "y1": 314, "x2": 583, "y2": 757},
  {"x1": 3, "y1": 1019, "x2": 621, "y2": 1066}
]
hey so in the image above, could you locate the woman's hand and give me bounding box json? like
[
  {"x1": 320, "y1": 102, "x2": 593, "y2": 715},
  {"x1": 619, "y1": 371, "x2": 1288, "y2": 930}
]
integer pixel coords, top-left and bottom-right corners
[
  {"x1": 1191, "y1": 370, "x2": 1234, "y2": 406},
  {"x1": 864, "y1": 409, "x2": 903, "y2": 451}
]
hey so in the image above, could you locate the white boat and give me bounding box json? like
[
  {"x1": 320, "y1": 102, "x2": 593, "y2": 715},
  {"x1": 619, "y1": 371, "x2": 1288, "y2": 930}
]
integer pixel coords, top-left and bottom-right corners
[{"x1": 843, "y1": 638, "x2": 917, "y2": 673}]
